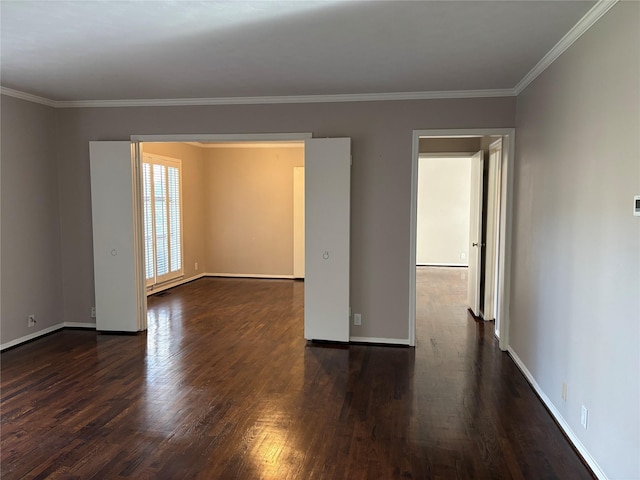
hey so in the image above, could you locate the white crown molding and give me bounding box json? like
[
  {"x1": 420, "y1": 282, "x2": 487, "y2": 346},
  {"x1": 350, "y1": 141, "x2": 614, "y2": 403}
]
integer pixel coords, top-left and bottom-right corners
[
  {"x1": 0, "y1": 1, "x2": 617, "y2": 109},
  {"x1": 514, "y1": 0, "x2": 619, "y2": 95},
  {"x1": 57, "y1": 89, "x2": 517, "y2": 108},
  {"x1": 0, "y1": 88, "x2": 516, "y2": 109},
  {"x1": 0, "y1": 86, "x2": 57, "y2": 107}
]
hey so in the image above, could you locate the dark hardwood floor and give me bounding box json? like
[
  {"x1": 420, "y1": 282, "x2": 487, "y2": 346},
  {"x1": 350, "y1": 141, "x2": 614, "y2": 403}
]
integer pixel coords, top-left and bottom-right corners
[{"x1": 1, "y1": 269, "x2": 594, "y2": 479}]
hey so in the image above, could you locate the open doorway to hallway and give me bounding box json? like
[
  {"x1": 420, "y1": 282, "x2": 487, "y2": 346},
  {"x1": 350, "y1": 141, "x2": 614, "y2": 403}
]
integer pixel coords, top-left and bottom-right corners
[
  {"x1": 409, "y1": 130, "x2": 514, "y2": 351},
  {"x1": 415, "y1": 150, "x2": 473, "y2": 339}
]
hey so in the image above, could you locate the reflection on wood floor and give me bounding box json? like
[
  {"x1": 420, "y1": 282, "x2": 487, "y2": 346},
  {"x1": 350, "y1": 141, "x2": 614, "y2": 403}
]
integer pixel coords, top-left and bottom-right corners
[{"x1": 0, "y1": 270, "x2": 594, "y2": 479}]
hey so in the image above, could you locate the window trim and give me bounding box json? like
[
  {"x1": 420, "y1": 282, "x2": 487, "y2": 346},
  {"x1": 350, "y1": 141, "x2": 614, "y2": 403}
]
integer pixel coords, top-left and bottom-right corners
[{"x1": 142, "y1": 152, "x2": 184, "y2": 287}]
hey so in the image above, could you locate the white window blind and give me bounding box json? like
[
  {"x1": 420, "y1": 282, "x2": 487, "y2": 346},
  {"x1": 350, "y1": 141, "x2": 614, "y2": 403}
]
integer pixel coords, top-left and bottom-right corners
[{"x1": 142, "y1": 154, "x2": 183, "y2": 286}]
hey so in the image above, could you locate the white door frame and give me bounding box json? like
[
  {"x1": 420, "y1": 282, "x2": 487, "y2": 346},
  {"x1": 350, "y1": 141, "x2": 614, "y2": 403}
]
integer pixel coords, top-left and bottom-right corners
[
  {"x1": 130, "y1": 132, "x2": 313, "y2": 330},
  {"x1": 467, "y1": 149, "x2": 485, "y2": 318},
  {"x1": 293, "y1": 166, "x2": 305, "y2": 279},
  {"x1": 484, "y1": 138, "x2": 504, "y2": 326},
  {"x1": 409, "y1": 128, "x2": 515, "y2": 351}
]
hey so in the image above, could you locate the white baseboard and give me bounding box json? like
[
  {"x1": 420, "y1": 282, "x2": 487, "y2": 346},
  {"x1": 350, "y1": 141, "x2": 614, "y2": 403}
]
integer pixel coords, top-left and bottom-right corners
[
  {"x1": 205, "y1": 272, "x2": 296, "y2": 280},
  {"x1": 349, "y1": 336, "x2": 410, "y2": 346},
  {"x1": 64, "y1": 322, "x2": 96, "y2": 329},
  {"x1": 1, "y1": 323, "x2": 65, "y2": 351},
  {"x1": 0, "y1": 321, "x2": 98, "y2": 351},
  {"x1": 416, "y1": 263, "x2": 468, "y2": 267},
  {"x1": 507, "y1": 346, "x2": 607, "y2": 480},
  {"x1": 146, "y1": 274, "x2": 298, "y2": 294},
  {"x1": 146, "y1": 273, "x2": 205, "y2": 296}
]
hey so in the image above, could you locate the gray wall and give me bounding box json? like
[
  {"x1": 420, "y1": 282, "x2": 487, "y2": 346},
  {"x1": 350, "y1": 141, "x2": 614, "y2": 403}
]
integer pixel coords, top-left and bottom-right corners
[
  {"x1": 1, "y1": 95, "x2": 63, "y2": 343},
  {"x1": 53, "y1": 97, "x2": 515, "y2": 340},
  {"x1": 511, "y1": 2, "x2": 639, "y2": 478}
]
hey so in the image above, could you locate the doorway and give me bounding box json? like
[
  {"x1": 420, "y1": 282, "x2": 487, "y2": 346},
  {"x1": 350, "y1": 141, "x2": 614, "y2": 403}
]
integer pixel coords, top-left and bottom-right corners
[
  {"x1": 416, "y1": 153, "x2": 474, "y2": 268},
  {"x1": 89, "y1": 133, "x2": 352, "y2": 342},
  {"x1": 415, "y1": 152, "x2": 474, "y2": 342},
  {"x1": 136, "y1": 134, "x2": 313, "y2": 336},
  {"x1": 139, "y1": 140, "x2": 306, "y2": 295},
  {"x1": 409, "y1": 129, "x2": 515, "y2": 351}
]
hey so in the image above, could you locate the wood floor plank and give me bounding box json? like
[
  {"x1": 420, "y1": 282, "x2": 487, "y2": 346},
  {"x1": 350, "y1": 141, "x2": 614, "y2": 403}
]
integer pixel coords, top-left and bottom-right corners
[{"x1": 1, "y1": 272, "x2": 594, "y2": 479}]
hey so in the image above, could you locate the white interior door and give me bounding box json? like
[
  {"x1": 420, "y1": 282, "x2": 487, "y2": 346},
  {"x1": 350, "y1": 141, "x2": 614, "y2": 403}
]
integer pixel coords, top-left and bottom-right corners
[
  {"x1": 90, "y1": 141, "x2": 146, "y2": 332},
  {"x1": 293, "y1": 166, "x2": 305, "y2": 279},
  {"x1": 483, "y1": 139, "x2": 503, "y2": 322},
  {"x1": 467, "y1": 150, "x2": 484, "y2": 317},
  {"x1": 304, "y1": 138, "x2": 351, "y2": 342}
]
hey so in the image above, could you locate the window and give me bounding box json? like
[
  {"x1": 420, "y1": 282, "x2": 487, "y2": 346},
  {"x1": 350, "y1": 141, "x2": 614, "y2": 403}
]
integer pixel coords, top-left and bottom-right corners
[{"x1": 142, "y1": 153, "x2": 183, "y2": 286}]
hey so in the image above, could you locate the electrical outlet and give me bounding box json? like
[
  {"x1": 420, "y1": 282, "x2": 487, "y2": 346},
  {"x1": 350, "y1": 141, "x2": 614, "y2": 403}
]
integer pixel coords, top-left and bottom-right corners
[
  {"x1": 354, "y1": 313, "x2": 362, "y2": 326},
  {"x1": 460, "y1": 252, "x2": 466, "y2": 260},
  {"x1": 28, "y1": 314, "x2": 36, "y2": 328},
  {"x1": 195, "y1": 262, "x2": 198, "y2": 270},
  {"x1": 561, "y1": 382, "x2": 567, "y2": 402},
  {"x1": 91, "y1": 307, "x2": 96, "y2": 318},
  {"x1": 581, "y1": 405, "x2": 588, "y2": 429}
]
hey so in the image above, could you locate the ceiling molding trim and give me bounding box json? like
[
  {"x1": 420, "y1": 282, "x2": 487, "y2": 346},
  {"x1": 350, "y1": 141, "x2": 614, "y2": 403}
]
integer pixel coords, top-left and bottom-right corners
[
  {"x1": 514, "y1": 0, "x2": 618, "y2": 95},
  {"x1": 4, "y1": 88, "x2": 513, "y2": 109},
  {"x1": 0, "y1": 2, "x2": 617, "y2": 108},
  {"x1": 1, "y1": 88, "x2": 515, "y2": 108},
  {"x1": 56, "y1": 89, "x2": 516, "y2": 108},
  {"x1": 0, "y1": 86, "x2": 57, "y2": 107}
]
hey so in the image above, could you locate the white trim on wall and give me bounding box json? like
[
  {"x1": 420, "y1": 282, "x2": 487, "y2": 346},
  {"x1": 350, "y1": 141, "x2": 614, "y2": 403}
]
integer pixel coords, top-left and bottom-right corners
[
  {"x1": 419, "y1": 152, "x2": 477, "y2": 158},
  {"x1": 349, "y1": 336, "x2": 410, "y2": 346},
  {"x1": 507, "y1": 347, "x2": 608, "y2": 479},
  {"x1": 205, "y1": 273, "x2": 296, "y2": 280},
  {"x1": 143, "y1": 272, "x2": 299, "y2": 297},
  {"x1": 0, "y1": 322, "x2": 96, "y2": 351},
  {"x1": 64, "y1": 322, "x2": 96, "y2": 329},
  {"x1": 417, "y1": 263, "x2": 469, "y2": 267},
  {"x1": 0, "y1": 3, "x2": 616, "y2": 109},
  {"x1": 0, "y1": 88, "x2": 516, "y2": 108},
  {"x1": 0, "y1": 323, "x2": 65, "y2": 350},
  {"x1": 146, "y1": 273, "x2": 206, "y2": 296},
  {"x1": 0, "y1": 86, "x2": 57, "y2": 107},
  {"x1": 514, "y1": 0, "x2": 619, "y2": 95}
]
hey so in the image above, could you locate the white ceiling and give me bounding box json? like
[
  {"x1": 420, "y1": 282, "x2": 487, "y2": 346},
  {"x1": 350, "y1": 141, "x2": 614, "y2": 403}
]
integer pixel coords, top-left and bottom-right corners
[{"x1": 0, "y1": 1, "x2": 597, "y2": 103}]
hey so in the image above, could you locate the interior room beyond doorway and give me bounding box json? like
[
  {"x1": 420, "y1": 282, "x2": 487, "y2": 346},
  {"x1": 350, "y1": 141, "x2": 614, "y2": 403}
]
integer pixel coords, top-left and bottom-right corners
[
  {"x1": 412, "y1": 132, "x2": 510, "y2": 348},
  {"x1": 140, "y1": 140, "x2": 305, "y2": 297}
]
